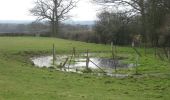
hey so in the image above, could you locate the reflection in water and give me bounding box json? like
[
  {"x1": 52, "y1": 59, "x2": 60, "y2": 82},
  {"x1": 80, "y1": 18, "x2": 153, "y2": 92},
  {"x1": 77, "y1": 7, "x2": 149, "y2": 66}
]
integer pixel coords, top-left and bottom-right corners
[
  {"x1": 31, "y1": 56, "x2": 130, "y2": 69},
  {"x1": 31, "y1": 55, "x2": 133, "y2": 78}
]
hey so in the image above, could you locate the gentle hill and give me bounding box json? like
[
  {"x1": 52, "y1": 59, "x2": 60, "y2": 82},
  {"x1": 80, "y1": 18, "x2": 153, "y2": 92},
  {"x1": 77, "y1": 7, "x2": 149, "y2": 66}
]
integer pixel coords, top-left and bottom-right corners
[{"x1": 0, "y1": 37, "x2": 169, "y2": 100}]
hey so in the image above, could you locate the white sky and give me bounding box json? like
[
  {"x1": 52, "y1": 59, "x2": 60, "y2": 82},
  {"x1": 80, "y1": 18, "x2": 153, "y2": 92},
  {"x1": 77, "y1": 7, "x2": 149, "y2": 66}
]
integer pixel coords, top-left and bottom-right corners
[{"x1": 0, "y1": 0, "x2": 99, "y2": 21}]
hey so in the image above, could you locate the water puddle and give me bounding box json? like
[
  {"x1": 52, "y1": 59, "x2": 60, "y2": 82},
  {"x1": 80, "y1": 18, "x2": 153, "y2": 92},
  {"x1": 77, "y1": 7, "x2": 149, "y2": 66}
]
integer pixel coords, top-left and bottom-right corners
[{"x1": 31, "y1": 54, "x2": 133, "y2": 78}]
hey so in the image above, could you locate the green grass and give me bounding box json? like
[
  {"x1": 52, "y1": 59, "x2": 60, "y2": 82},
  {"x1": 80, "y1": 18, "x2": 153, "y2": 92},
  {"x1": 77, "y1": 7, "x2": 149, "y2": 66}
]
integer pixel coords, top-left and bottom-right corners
[{"x1": 0, "y1": 36, "x2": 170, "y2": 100}]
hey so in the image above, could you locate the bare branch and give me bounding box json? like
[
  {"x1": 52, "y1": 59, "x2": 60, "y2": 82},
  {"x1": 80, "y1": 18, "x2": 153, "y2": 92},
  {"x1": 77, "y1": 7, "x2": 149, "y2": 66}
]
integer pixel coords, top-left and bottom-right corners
[{"x1": 30, "y1": 0, "x2": 79, "y2": 36}]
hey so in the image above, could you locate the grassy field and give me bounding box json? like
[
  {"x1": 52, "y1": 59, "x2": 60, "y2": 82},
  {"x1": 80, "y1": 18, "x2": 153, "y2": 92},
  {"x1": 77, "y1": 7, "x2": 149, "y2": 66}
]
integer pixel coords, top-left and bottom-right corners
[{"x1": 0, "y1": 37, "x2": 170, "y2": 100}]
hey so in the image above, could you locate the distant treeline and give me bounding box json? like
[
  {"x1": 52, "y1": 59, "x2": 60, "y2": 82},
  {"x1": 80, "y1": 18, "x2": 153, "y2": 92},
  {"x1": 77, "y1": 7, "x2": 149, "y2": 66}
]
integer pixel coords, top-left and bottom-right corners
[
  {"x1": 0, "y1": 22, "x2": 100, "y2": 43},
  {"x1": 0, "y1": 33, "x2": 49, "y2": 37},
  {"x1": 0, "y1": 22, "x2": 49, "y2": 34}
]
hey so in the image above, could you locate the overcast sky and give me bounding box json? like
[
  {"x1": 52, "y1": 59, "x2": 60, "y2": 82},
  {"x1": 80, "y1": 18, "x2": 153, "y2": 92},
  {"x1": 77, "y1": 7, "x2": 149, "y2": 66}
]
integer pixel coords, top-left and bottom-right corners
[{"x1": 0, "y1": 0, "x2": 99, "y2": 21}]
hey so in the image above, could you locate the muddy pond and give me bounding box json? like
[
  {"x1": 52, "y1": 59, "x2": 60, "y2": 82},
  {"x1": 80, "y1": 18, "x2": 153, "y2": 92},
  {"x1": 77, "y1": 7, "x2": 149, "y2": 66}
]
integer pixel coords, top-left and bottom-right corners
[{"x1": 31, "y1": 53, "x2": 134, "y2": 77}]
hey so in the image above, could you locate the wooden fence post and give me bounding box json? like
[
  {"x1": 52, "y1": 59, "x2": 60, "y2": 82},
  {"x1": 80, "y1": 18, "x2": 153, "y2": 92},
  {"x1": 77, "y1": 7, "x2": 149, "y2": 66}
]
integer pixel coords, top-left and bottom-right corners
[
  {"x1": 90, "y1": 59, "x2": 105, "y2": 73},
  {"x1": 86, "y1": 49, "x2": 89, "y2": 69},
  {"x1": 52, "y1": 44, "x2": 56, "y2": 66},
  {"x1": 111, "y1": 42, "x2": 113, "y2": 51},
  {"x1": 111, "y1": 42, "x2": 117, "y2": 73},
  {"x1": 62, "y1": 58, "x2": 69, "y2": 68},
  {"x1": 135, "y1": 54, "x2": 139, "y2": 74},
  {"x1": 154, "y1": 46, "x2": 157, "y2": 57},
  {"x1": 68, "y1": 47, "x2": 76, "y2": 71},
  {"x1": 168, "y1": 49, "x2": 170, "y2": 61},
  {"x1": 73, "y1": 47, "x2": 76, "y2": 56}
]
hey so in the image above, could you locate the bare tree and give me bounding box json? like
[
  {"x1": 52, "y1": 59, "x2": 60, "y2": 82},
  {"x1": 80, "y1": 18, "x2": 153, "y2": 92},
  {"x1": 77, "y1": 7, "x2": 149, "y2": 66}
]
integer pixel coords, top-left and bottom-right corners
[
  {"x1": 93, "y1": 0, "x2": 148, "y2": 54},
  {"x1": 93, "y1": 0, "x2": 147, "y2": 34},
  {"x1": 93, "y1": 0, "x2": 170, "y2": 54},
  {"x1": 30, "y1": 0, "x2": 78, "y2": 37}
]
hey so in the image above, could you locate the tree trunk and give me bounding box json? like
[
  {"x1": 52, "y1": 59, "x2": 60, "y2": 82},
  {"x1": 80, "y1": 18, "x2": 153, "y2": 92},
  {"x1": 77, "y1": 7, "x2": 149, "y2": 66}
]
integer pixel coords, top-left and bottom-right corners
[
  {"x1": 51, "y1": 21, "x2": 55, "y2": 37},
  {"x1": 140, "y1": 0, "x2": 147, "y2": 55}
]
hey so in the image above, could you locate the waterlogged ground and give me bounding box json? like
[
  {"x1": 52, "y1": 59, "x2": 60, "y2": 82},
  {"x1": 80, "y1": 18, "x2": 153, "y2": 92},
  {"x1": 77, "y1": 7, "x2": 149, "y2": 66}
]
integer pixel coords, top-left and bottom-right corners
[
  {"x1": 31, "y1": 53, "x2": 136, "y2": 77},
  {"x1": 31, "y1": 54, "x2": 132, "y2": 69},
  {"x1": 0, "y1": 37, "x2": 170, "y2": 100}
]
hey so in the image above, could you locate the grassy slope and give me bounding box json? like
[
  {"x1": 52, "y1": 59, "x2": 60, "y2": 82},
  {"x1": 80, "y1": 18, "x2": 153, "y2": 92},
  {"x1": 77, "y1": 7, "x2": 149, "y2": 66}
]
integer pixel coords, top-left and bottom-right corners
[{"x1": 0, "y1": 37, "x2": 169, "y2": 100}]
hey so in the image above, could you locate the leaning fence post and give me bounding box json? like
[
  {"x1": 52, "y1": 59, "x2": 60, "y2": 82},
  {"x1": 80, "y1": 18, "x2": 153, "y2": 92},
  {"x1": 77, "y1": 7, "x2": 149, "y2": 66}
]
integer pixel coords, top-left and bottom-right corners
[
  {"x1": 73, "y1": 47, "x2": 76, "y2": 56},
  {"x1": 90, "y1": 59, "x2": 105, "y2": 73},
  {"x1": 68, "y1": 47, "x2": 75, "y2": 71},
  {"x1": 62, "y1": 58, "x2": 69, "y2": 68}
]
